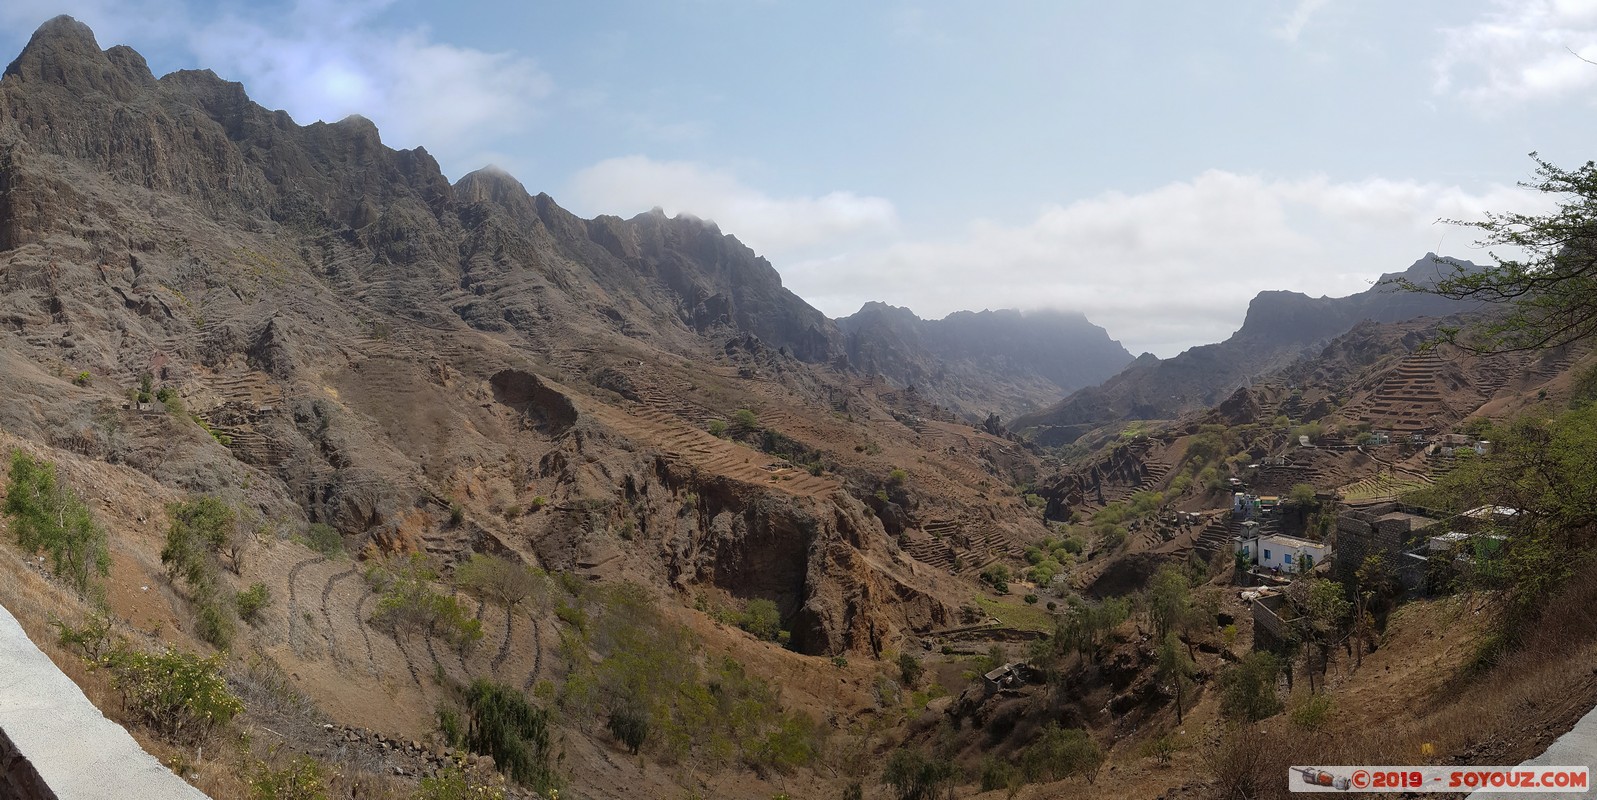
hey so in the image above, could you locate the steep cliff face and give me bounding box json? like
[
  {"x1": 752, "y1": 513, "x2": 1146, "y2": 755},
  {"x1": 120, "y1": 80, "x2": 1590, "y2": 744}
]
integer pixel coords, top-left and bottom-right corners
[
  {"x1": 0, "y1": 17, "x2": 1031, "y2": 669},
  {"x1": 1015, "y1": 255, "x2": 1480, "y2": 444},
  {"x1": 837, "y1": 303, "x2": 1132, "y2": 421}
]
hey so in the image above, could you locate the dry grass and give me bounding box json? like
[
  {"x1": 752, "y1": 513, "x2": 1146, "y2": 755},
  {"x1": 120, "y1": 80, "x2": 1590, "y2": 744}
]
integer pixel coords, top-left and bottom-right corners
[{"x1": 1201, "y1": 561, "x2": 1597, "y2": 800}]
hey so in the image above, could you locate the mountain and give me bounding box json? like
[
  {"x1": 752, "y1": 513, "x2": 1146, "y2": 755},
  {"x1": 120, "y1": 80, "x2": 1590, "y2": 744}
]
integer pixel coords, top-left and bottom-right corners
[
  {"x1": 1013, "y1": 255, "x2": 1481, "y2": 445},
  {"x1": 835, "y1": 303, "x2": 1133, "y2": 421},
  {"x1": 0, "y1": 18, "x2": 1077, "y2": 796}
]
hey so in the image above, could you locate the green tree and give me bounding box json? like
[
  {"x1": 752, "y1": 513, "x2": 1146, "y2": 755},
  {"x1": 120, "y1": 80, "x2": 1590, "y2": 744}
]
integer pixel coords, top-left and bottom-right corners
[
  {"x1": 1156, "y1": 633, "x2": 1195, "y2": 724},
  {"x1": 896, "y1": 652, "x2": 924, "y2": 687},
  {"x1": 734, "y1": 408, "x2": 760, "y2": 431},
  {"x1": 1020, "y1": 724, "x2": 1103, "y2": 784},
  {"x1": 1146, "y1": 564, "x2": 1190, "y2": 641},
  {"x1": 462, "y1": 680, "x2": 557, "y2": 792},
  {"x1": 881, "y1": 747, "x2": 955, "y2": 800},
  {"x1": 1291, "y1": 578, "x2": 1351, "y2": 692},
  {"x1": 1220, "y1": 651, "x2": 1282, "y2": 722},
  {"x1": 1394, "y1": 155, "x2": 1597, "y2": 352},
  {"x1": 456, "y1": 553, "x2": 542, "y2": 613},
  {"x1": 607, "y1": 699, "x2": 649, "y2": 755},
  {"x1": 740, "y1": 598, "x2": 783, "y2": 641},
  {"x1": 163, "y1": 496, "x2": 241, "y2": 580},
  {"x1": 3, "y1": 450, "x2": 110, "y2": 597}
]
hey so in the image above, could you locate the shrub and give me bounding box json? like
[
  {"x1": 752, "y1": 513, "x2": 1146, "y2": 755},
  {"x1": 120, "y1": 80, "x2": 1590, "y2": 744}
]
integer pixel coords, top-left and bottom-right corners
[
  {"x1": 73, "y1": 370, "x2": 91, "y2": 386},
  {"x1": 448, "y1": 503, "x2": 465, "y2": 527},
  {"x1": 1289, "y1": 691, "x2": 1334, "y2": 731},
  {"x1": 740, "y1": 598, "x2": 783, "y2": 641},
  {"x1": 463, "y1": 680, "x2": 558, "y2": 792},
  {"x1": 368, "y1": 554, "x2": 485, "y2": 652},
  {"x1": 897, "y1": 652, "x2": 924, "y2": 687},
  {"x1": 236, "y1": 583, "x2": 272, "y2": 624},
  {"x1": 733, "y1": 408, "x2": 759, "y2": 430},
  {"x1": 304, "y1": 523, "x2": 342, "y2": 556},
  {"x1": 247, "y1": 755, "x2": 327, "y2": 800},
  {"x1": 1220, "y1": 651, "x2": 1283, "y2": 722},
  {"x1": 104, "y1": 646, "x2": 243, "y2": 743},
  {"x1": 1141, "y1": 732, "x2": 1179, "y2": 765},
  {"x1": 979, "y1": 757, "x2": 1017, "y2": 792},
  {"x1": 1024, "y1": 593, "x2": 1039, "y2": 605},
  {"x1": 415, "y1": 761, "x2": 507, "y2": 800},
  {"x1": 196, "y1": 599, "x2": 236, "y2": 649},
  {"x1": 607, "y1": 700, "x2": 650, "y2": 755},
  {"x1": 882, "y1": 747, "x2": 955, "y2": 800},
  {"x1": 887, "y1": 468, "x2": 909, "y2": 487},
  {"x1": 529, "y1": 496, "x2": 547, "y2": 512},
  {"x1": 1204, "y1": 723, "x2": 1269, "y2": 800},
  {"x1": 979, "y1": 564, "x2": 1011, "y2": 594},
  {"x1": 52, "y1": 611, "x2": 115, "y2": 661},
  {"x1": 708, "y1": 419, "x2": 728, "y2": 437},
  {"x1": 1020, "y1": 724, "x2": 1103, "y2": 784},
  {"x1": 4, "y1": 451, "x2": 110, "y2": 598}
]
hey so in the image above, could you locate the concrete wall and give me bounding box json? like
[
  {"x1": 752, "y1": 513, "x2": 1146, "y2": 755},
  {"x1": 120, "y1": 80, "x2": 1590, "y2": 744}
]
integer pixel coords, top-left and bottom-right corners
[{"x1": 0, "y1": 602, "x2": 211, "y2": 800}]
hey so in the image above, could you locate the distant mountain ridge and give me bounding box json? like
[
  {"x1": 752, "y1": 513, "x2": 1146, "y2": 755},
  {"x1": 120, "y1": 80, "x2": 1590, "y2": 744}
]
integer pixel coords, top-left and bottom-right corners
[
  {"x1": 1014, "y1": 255, "x2": 1481, "y2": 444},
  {"x1": 835, "y1": 303, "x2": 1134, "y2": 421}
]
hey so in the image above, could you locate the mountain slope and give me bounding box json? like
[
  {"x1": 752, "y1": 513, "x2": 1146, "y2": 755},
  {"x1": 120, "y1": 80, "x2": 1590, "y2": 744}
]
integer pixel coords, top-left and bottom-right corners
[
  {"x1": 0, "y1": 19, "x2": 1080, "y2": 797},
  {"x1": 836, "y1": 303, "x2": 1133, "y2": 421},
  {"x1": 1014, "y1": 255, "x2": 1481, "y2": 444}
]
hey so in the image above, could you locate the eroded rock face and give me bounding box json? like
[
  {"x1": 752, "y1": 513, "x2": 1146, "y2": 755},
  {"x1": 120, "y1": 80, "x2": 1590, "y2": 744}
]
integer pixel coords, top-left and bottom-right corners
[{"x1": 0, "y1": 17, "x2": 1014, "y2": 660}]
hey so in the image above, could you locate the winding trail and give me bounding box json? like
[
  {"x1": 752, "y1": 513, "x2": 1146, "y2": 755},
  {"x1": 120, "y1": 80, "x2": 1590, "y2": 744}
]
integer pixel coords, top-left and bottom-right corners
[
  {"x1": 351, "y1": 588, "x2": 380, "y2": 677},
  {"x1": 392, "y1": 634, "x2": 424, "y2": 689},
  {"x1": 522, "y1": 618, "x2": 544, "y2": 692},
  {"x1": 491, "y1": 605, "x2": 515, "y2": 673},
  {"x1": 319, "y1": 566, "x2": 357, "y2": 665},
  {"x1": 285, "y1": 555, "x2": 325, "y2": 653}
]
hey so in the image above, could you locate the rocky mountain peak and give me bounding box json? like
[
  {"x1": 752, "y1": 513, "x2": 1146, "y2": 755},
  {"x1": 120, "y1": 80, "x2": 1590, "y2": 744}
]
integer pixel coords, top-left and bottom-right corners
[{"x1": 3, "y1": 15, "x2": 152, "y2": 101}]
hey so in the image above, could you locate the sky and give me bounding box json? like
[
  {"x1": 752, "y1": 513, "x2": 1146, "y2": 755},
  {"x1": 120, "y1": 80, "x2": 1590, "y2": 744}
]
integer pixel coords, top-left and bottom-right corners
[{"x1": 3, "y1": 0, "x2": 1595, "y2": 356}]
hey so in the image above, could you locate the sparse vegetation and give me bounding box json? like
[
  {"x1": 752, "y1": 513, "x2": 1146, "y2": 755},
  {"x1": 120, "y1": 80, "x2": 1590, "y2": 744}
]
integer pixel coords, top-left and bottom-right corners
[
  {"x1": 1220, "y1": 651, "x2": 1283, "y2": 722},
  {"x1": 304, "y1": 522, "x2": 343, "y2": 556},
  {"x1": 366, "y1": 554, "x2": 485, "y2": 652},
  {"x1": 460, "y1": 680, "x2": 558, "y2": 792},
  {"x1": 555, "y1": 582, "x2": 819, "y2": 772},
  {"x1": 162, "y1": 495, "x2": 246, "y2": 648},
  {"x1": 103, "y1": 646, "x2": 244, "y2": 744},
  {"x1": 4, "y1": 450, "x2": 111, "y2": 598},
  {"x1": 236, "y1": 582, "x2": 272, "y2": 624},
  {"x1": 247, "y1": 754, "x2": 328, "y2": 800},
  {"x1": 881, "y1": 747, "x2": 955, "y2": 800}
]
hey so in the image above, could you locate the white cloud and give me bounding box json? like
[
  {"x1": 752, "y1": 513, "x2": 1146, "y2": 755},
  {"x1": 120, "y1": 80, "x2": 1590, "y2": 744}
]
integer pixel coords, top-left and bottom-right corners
[
  {"x1": 1434, "y1": 0, "x2": 1597, "y2": 104},
  {"x1": 185, "y1": 0, "x2": 549, "y2": 178},
  {"x1": 1275, "y1": 0, "x2": 1334, "y2": 42},
  {"x1": 567, "y1": 155, "x2": 899, "y2": 257},
  {"x1": 2, "y1": 2, "x2": 549, "y2": 179},
  {"x1": 781, "y1": 172, "x2": 1547, "y2": 357}
]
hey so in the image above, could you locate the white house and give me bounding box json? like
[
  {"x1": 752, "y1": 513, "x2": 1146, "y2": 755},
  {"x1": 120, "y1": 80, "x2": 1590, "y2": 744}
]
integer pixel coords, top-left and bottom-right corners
[{"x1": 1234, "y1": 532, "x2": 1329, "y2": 574}]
